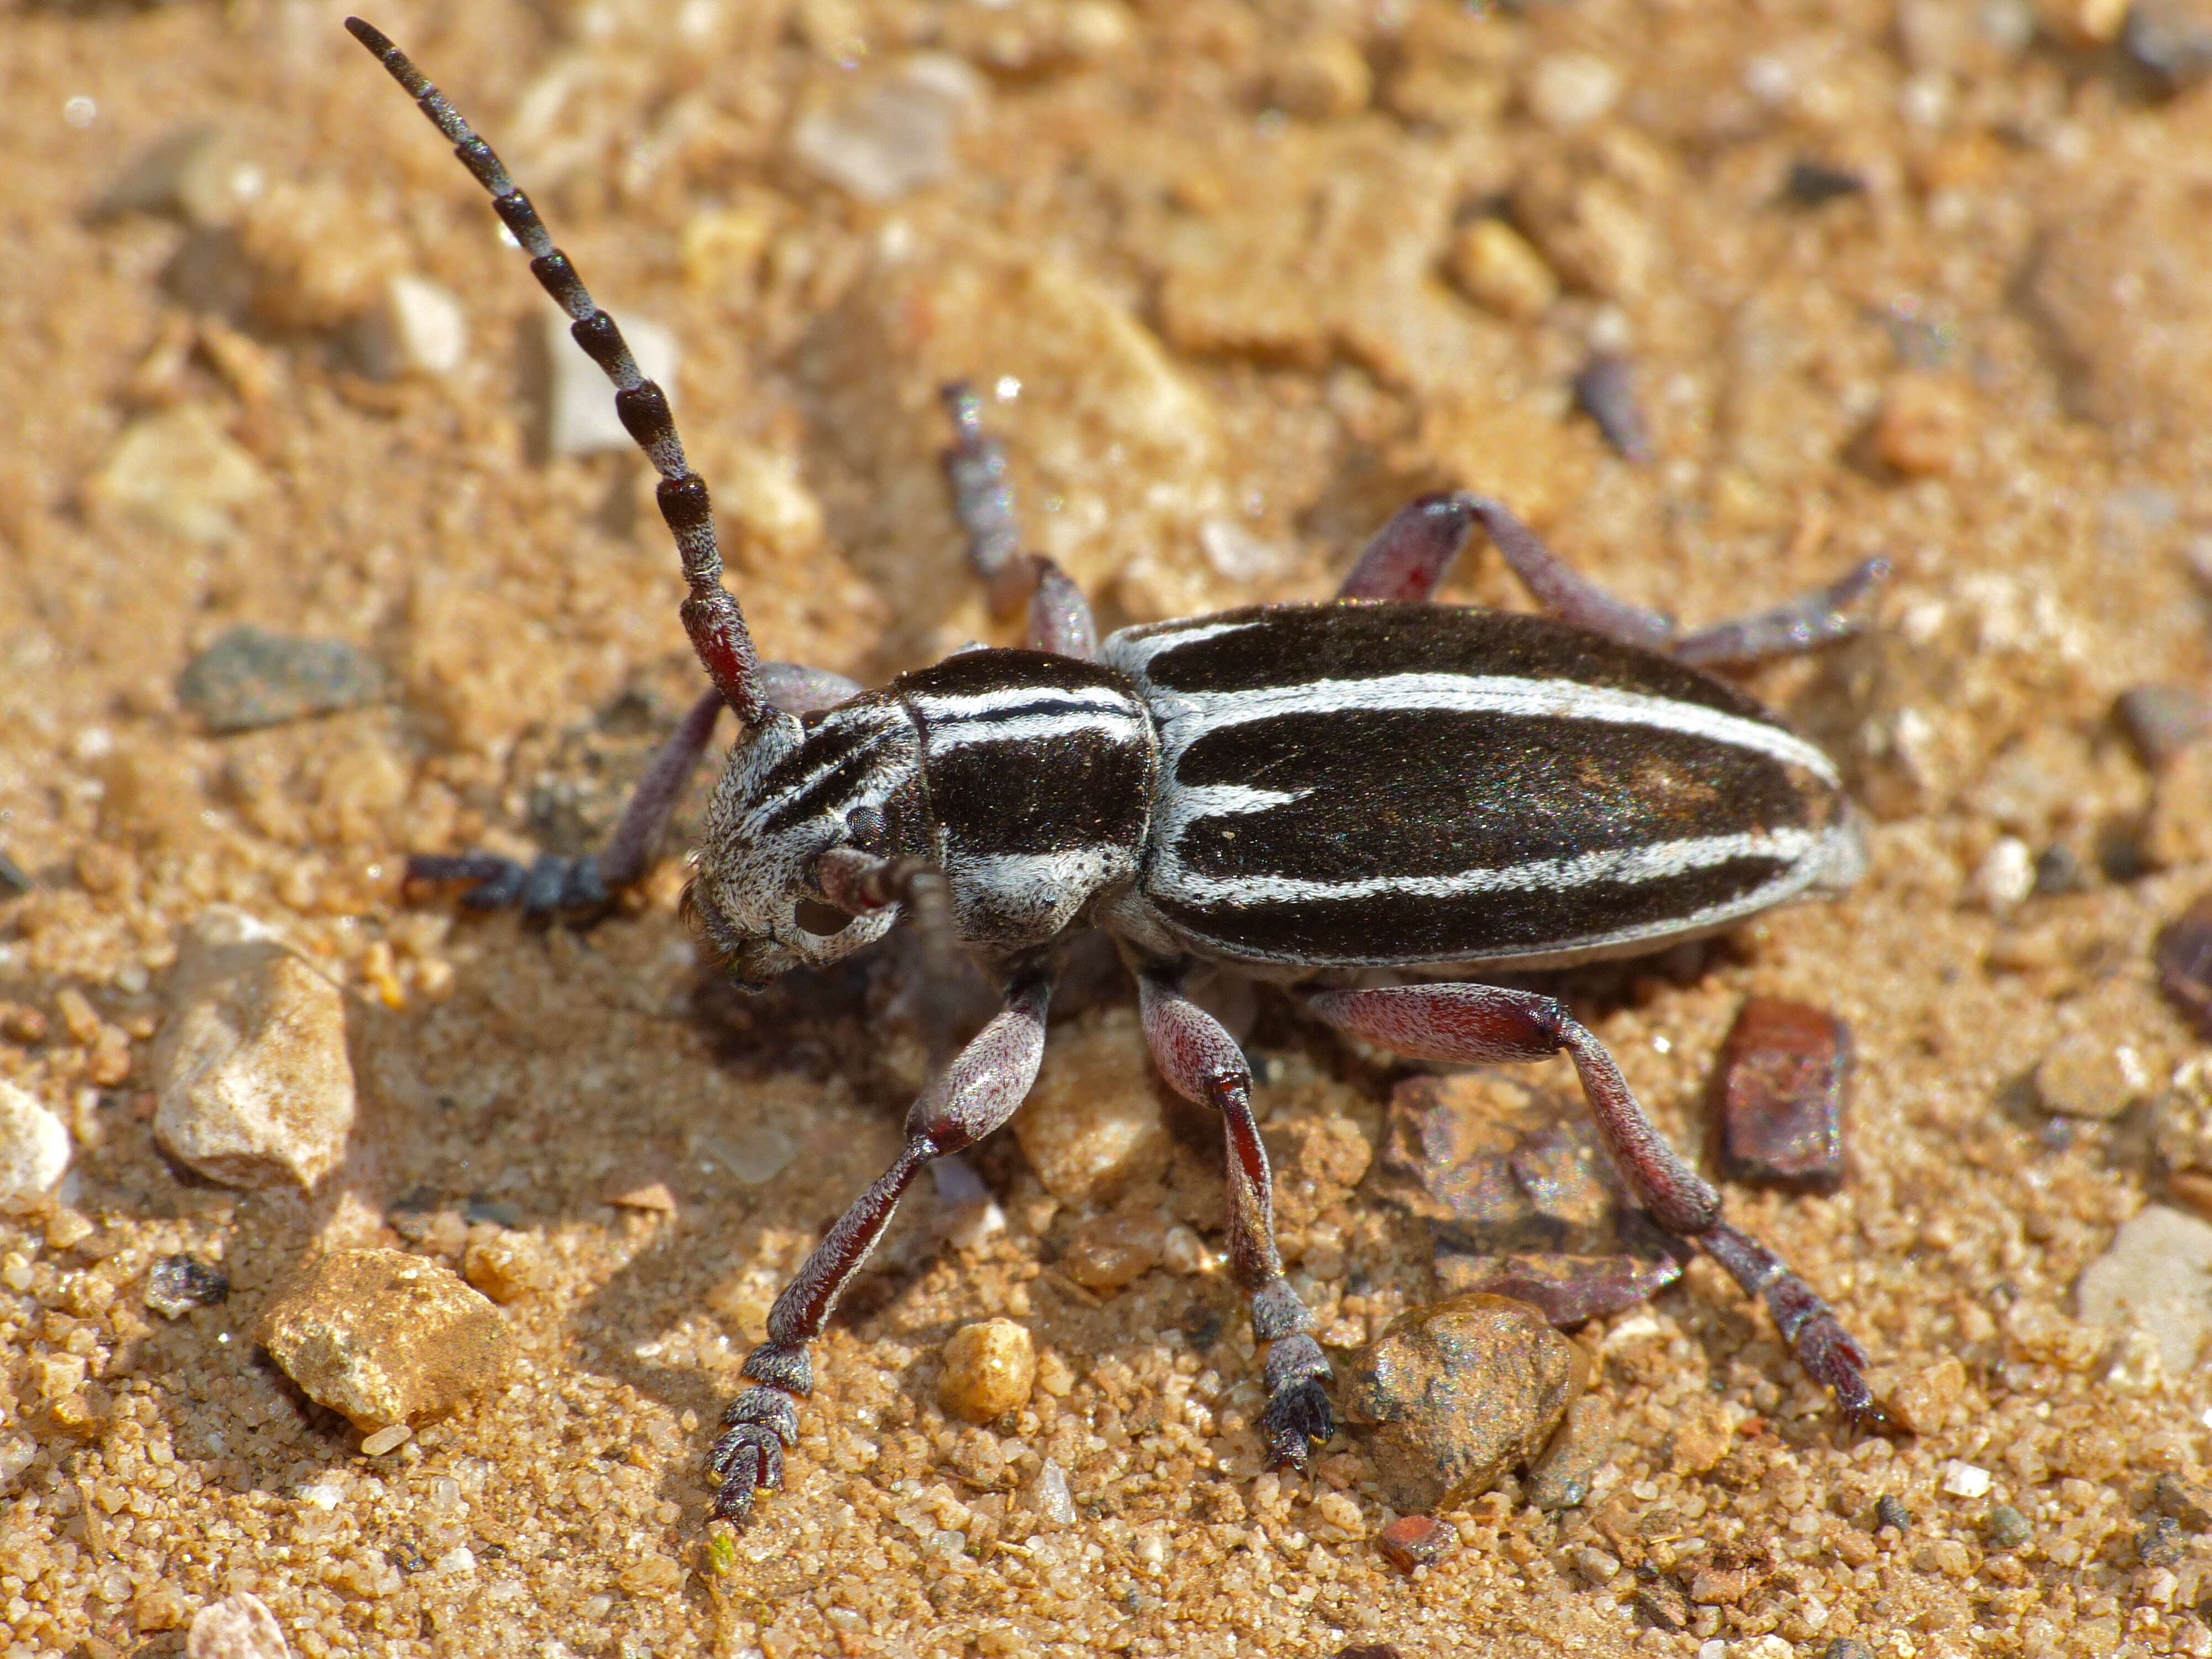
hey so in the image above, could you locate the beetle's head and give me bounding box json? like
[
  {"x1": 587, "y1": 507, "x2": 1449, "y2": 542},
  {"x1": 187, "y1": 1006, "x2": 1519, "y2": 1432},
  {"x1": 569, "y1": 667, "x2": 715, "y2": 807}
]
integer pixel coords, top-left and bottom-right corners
[{"x1": 684, "y1": 699, "x2": 925, "y2": 988}]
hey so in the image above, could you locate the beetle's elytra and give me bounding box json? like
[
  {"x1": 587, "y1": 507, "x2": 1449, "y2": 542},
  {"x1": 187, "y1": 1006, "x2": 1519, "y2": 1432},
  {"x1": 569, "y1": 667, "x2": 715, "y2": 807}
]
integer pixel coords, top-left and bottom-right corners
[{"x1": 349, "y1": 16, "x2": 1899, "y2": 1527}]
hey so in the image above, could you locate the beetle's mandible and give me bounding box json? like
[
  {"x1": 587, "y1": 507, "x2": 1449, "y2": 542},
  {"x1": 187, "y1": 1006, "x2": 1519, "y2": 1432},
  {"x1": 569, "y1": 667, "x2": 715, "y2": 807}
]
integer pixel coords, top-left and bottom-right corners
[{"x1": 348, "y1": 16, "x2": 1902, "y2": 1527}]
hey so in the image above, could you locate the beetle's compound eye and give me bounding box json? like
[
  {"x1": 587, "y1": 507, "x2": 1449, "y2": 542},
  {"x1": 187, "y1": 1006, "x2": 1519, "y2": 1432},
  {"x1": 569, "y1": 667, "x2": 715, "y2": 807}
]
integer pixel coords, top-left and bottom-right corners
[
  {"x1": 793, "y1": 898, "x2": 852, "y2": 937},
  {"x1": 844, "y1": 805, "x2": 888, "y2": 855}
]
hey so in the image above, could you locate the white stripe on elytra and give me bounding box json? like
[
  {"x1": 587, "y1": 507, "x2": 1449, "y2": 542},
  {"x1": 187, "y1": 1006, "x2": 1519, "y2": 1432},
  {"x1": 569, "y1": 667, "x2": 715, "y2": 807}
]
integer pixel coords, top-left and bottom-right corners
[
  {"x1": 1155, "y1": 827, "x2": 1824, "y2": 907},
  {"x1": 907, "y1": 685, "x2": 1145, "y2": 751},
  {"x1": 1163, "y1": 825, "x2": 1859, "y2": 968},
  {"x1": 1101, "y1": 618, "x2": 1260, "y2": 676},
  {"x1": 1148, "y1": 672, "x2": 1840, "y2": 788},
  {"x1": 921, "y1": 710, "x2": 1142, "y2": 751}
]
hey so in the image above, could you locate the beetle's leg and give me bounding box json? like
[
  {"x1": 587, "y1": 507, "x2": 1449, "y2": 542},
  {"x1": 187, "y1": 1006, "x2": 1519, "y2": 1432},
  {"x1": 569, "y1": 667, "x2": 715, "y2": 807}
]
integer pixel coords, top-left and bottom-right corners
[
  {"x1": 1139, "y1": 969, "x2": 1334, "y2": 1473},
  {"x1": 938, "y1": 381, "x2": 1100, "y2": 660},
  {"x1": 711, "y1": 969, "x2": 1053, "y2": 1522},
  {"x1": 1460, "y1": 495, "x2": 1678, "y2": 649},
  {"x1": 1305, "y1": 982, "x2": 1894, "y2": 1431},
  {"x1": 1453, "y1": 493, "x2": 1884, "y2": 662},
  {"x1": 1349, "y1": 489, "x2": 1884, "y2": 662},
  {"x1": 941, "y1": 381, "x2": 1022, "y2": 600},
  {"x1": 1669, "y1": 558, "x2": 1890, "y2": 666},
  {"x1": 1336, "y1": 493, "x2": 1480, "y2": 603},
  {"x1": 1023, "y1": 556, "x2": 1099, "y2": 661},
  {"x1": 407, "y1": 686, "x2": 726, "y2": 917}
]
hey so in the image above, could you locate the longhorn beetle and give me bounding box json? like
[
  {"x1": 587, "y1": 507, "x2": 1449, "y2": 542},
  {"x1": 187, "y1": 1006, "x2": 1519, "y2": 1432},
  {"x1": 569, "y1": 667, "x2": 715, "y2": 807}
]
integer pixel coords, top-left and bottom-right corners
[{"x1": 349, "y1": 18, "x2": 1900, "y2": 1525}]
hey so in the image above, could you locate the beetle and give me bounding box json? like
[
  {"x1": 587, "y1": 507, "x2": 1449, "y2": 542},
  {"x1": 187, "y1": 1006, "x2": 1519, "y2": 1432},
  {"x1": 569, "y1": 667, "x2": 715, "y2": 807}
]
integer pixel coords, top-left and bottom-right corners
[{"x1": 349, "y1": 18, "x2": 1898, "y2": 1526}]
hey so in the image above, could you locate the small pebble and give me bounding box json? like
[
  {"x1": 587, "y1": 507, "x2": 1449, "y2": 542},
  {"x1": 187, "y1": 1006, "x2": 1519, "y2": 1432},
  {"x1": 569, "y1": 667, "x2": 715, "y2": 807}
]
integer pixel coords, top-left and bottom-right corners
[
  {"x1": 601, "y1": 1178, "x2": 678, "y2": 1214},
  {"x1": 176, "y1": 627, "x2": 382, "y2": 733},
  {"x1": 1013, "y1": 1006, "x2": 1170, "y2": 1203},
  {"x1": 1340, "y1": 1292, "x2": 1581, "y2": 1511},
  {"x1": 1871, "y1": 372, "x2": 1969, "y2": 476},
  {"x1": 0, "y1": 848, "x2": 30, "y2": 898},
  {"x1": 1160, "y1": 1224, "x2": 1212, "y2": 1275},
  {"x1": 1875, "y1": 1494, "x2": 1913, "y2": 1532},
  {"x1": 2044, "y1": 0, "x2": 2131, "y2": 45},
  {"x1": 2033, "y1": 1029, "x2": 2146, "y2": 1121},
  {"x1": 1270, "y1": 33, "x2": 1372, "y2": 120},
  {"x1": 145, "y1": 1253, "x2": 230, "y2": 1318},
  {"x1": 0, "y1": 1003, "x2": 48, "y2": 1044},
  {"x1": 154, "y1": 909, "x2": 356, "y2": 1190},
  {"x1": 2156, "y1": 1473, "x2": 2212, "y2": 1531},
  {"x1": 938, "y1": 1318, "x2": 1036, "y2": 1423},
  {"x1": 1866, "y1": 1355, "x2": 1964, "y2": 1434},
  {"x1": 2156, "y1": 894, "x2": 2212, "y2": 1039},
  {"x1": 462, "y1": 1197, "x2": 524, "y2": 1229},
  {"x1": 2117, "y1": 684, "x2": 2212, "y2": 770},
  {"x1": 460, "y1": 1233, "x2": 546, "y2": 1305},
  {"x1": 2034, "y1": 842, "x2": 2089, "y2": 896},
  {"x1": 1572, "y1": 1543, "x2": 1621, "y2": 1584},
  {"x1": 350, "y1": 273, "x2": 467, "y2": 379},
  {"x1": 2077, "y1": 1203, "x2": 2212, "y2": 1372},
  {"x1": 545, "y1": 310, "x2": 681, "y2": 459},
  {"x1": 0, "y1": 1080, "x2": 71, "y2": 1214},
  {"x1": 87, "y1": 403, "x2": 270, "y2": 544},
  {"x1": 259, "y1": 1248, "x2": 515, "y2": 1430},
  {"x1": 2126, "y1": 0, "x2": 2212, "y2": 93},
  {"x1": 1785, "y1": 159, "x2": 1866, "y2": 205},
  {"x1": 1941, "y1": 1459, "x2": 1991, "y2": 1498},
  {"x1": 1971, "y1": 836, "x2": 2037, "y2": 913},
  {"x1": 98, "y1": 126, "x2": 264, "y2": 229},
  {"x1": 1524, "y1": 51, "x2": 1622, "y2": 132},
  {"x1": 791, "y1": 55, "x2": 982, "y2": 203},
  {"x1": 1062, "y1": 1212, "x2": 1162, "y2": 1293},
  {"x1": 1448, "y1": 219, "x2": 1559, "y2": 320},
  {"x1": 1986, "y1": 1505, "x2": 2033, "y2": 1550},
  {"x1": 1709, "y1": 997, "x2": 1850, "y2": 1191},
  {"x1": 2142, "y1": 1514, "x2": 2187, "y2": 1566},
  {"x1": 359, "y1": 1423, "x2": 411, "y2": 1457},
  {"x1": 1824, "y1": 1642, "x2": 1879, "y2": 1659},
  {"x1": 1573, "y1": 352, "x2": 1652, "y2": 463},
  {"x1": 1689, "y1": 1564, "x2": 1750, "y2": 1605},
  {"x1": 186, "y1": 1591, "x2": 290, "y2": 1659},
  {"x1": 2143, "y1": 745, "x2": 2212, "y2": 869},
  {"x1": 1026, "y1": 1455, "x2": 1077, "y2": 1526},
  {"x1": 1374, "y1": 1514, "x2": 1455, "y2": 1572}
]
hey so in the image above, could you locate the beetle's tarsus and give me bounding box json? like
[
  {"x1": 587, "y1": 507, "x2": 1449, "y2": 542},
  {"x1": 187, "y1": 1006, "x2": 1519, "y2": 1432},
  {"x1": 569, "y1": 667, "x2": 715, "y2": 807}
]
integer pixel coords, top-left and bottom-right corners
[
  {"x1": 1261, "y1": 1378, "x2": 1335, "y2": 1472},
  {"x1": 706, "y1": 1427, "x2": 784, "y2": 1522}
]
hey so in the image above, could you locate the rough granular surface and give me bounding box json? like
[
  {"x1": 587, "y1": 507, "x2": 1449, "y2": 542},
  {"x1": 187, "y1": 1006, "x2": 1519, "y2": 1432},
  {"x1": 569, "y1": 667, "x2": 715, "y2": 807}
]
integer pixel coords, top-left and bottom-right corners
[{"x1": 4, "y1": 3, "x2": 2212, "y2": 1657}]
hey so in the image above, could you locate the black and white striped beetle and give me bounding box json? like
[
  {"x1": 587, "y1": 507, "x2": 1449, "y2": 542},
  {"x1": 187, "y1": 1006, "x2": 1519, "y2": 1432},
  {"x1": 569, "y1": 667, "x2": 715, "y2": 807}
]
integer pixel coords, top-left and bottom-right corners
[{"x1": 352, "y1": 18, "x2": 1900, "y2": 1527}]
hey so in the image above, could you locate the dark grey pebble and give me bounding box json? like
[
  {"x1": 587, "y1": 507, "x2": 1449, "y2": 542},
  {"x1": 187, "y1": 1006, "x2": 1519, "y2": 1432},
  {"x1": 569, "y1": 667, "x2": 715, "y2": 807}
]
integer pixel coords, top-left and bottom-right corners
[
  {"x1": 1875, "y1": 1494, "x2": 1912, "y2": 1532},
  {"x1": 2126, "y1": 0, "x2": 2212, "y2": 94},
  {"x1": 0, "y1": 848, "x2": 30, "y2": 898},
  {"x1": 1985, "y1": 1505, "x2": 2032, "y2": 1550},
  {"x1": 176, "y1": 626, "x2": 383, "y2": 733},
  {"x1": 2033, "y1": 842, "x2": 2088, "y2": 896},
  {"x1": 1824, "y1": 1641, "x2": 1878, "y2": 1659},
  {"x1": 2115, "y1": 684, "x2": 2212, "y2": 770},
  {"x1": 463, "y1": 1197, "x2": 525, "y2": 1229},
  {"x1": 145, "y1": 1253, "x2": 231, "y2": 1318},
  {"x1": 2141, "y1": 1514, "x2": 2187, "y2": 1566},
  {"x1": 1786, "y1": 159, "x2": 1866, "y2": 206},
  {"x1": 2157, "y1": 894, "x2": 2212, "y2": 1040}
]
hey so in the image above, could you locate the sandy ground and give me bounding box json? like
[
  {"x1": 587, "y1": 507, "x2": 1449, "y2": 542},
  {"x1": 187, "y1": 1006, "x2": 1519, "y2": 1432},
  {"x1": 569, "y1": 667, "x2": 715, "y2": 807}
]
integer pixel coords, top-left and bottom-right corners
[{"x1": 5, "y1": 1, "x2": 2212, "y2": 1655}]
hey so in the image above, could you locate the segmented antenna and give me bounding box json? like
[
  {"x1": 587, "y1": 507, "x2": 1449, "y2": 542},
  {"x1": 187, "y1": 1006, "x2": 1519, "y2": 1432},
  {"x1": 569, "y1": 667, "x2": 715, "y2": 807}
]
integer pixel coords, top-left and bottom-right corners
[{"x1": 345, "y1": 17, "x2": 771, "y2": 727}]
